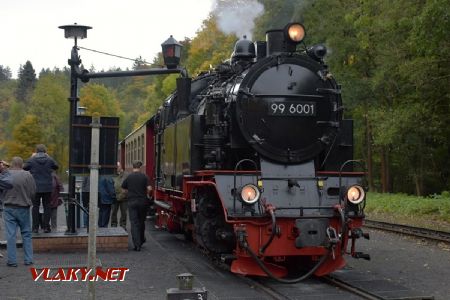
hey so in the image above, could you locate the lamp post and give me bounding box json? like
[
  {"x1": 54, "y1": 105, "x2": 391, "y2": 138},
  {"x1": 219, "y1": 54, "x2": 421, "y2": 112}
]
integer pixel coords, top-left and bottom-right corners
[
  {"x1": 59, "y1": 23, "x2": 92, "y2": 235},
  {"x1": 60, "y1": 24, "x2": 188, "y2": 236}
]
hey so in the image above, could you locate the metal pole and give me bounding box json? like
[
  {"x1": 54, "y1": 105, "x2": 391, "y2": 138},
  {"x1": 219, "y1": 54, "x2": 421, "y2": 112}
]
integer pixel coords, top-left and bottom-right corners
[
  {"x1": 87, "y1": 116, "x2": 101, "y2": 300},
  {"x1": 67, "y1": 44, "x2": 80, "y2": 235}
]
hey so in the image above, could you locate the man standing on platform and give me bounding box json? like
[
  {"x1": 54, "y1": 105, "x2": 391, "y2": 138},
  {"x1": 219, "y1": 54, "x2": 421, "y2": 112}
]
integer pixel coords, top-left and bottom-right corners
[
  {"x1": 111, "y1": 163, "x2": 127, "y2": 230},
  {"x1": 98, "y1": 175, "x2": 116, "y2": 227},
  {"x1": 2, "y1": 157, "x2": 36, "y2": 267},
  {"x1": 0, "y1": 160, "x2": 13, "y2": 258},
  {"x1": 121, "y1": 161, "x2": 151, "y2": 251},
  {"x1": 24, "y1": 144, "x2": 58, "y2": 233}
]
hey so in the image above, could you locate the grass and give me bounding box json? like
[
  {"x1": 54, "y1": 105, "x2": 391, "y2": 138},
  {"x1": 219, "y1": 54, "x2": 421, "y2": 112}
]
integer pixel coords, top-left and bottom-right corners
[{"x1": 364, "y1": 192, "x2": 450, "y2": 232}]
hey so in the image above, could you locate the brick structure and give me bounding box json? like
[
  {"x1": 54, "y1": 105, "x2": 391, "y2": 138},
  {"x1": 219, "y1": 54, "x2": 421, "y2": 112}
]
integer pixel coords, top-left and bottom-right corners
[{"x1": 32, "y1": 227, "x2": 128, "y2": 252}]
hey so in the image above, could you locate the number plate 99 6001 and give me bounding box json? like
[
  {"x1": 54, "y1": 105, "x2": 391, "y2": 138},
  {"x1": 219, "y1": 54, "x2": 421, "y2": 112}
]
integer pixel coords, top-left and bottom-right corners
[{"x1": 268, "y1": 101, "x2": 316, "y2": 116}]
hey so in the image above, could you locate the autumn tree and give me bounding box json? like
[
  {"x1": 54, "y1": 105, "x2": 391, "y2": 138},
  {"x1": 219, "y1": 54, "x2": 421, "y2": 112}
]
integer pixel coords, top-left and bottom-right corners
[
  {"x1": 5, "y1": 114, "x2": 43, "y2": 159},
  {"x1": 16, "y1": 61, "x2": 37, "y2": 103},
  {"x1": 29, "y1": 72, "x2": 70, "y2": 170}
]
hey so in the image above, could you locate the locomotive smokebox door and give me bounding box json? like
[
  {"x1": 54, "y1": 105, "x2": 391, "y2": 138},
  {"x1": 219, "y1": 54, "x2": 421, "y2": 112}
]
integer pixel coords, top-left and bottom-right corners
[{"x1": 295, "y1": 219, "x2": 328, "y2": 247}]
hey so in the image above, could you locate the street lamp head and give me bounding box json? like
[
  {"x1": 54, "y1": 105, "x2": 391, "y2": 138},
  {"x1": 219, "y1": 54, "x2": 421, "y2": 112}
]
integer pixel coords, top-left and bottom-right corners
[
  {"x1": 59, "y1": 23, "x2": 92, "y2": 40},
  {"x1": 161, "y1": 35, "x2": 182, "y2": 69},
  {"x1": 77, "y1": 106, "x2": 87, "y2": 115}
]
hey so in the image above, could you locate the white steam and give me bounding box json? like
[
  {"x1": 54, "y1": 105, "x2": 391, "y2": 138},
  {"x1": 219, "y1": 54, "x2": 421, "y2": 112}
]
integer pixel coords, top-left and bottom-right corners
[{"x1": 212, "y1": 0, "x2": 264, "y2": 40}]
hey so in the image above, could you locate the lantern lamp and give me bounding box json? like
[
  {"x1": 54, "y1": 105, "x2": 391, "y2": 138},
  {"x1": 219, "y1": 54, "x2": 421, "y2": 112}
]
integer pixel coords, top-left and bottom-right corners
[{"x1": 161, "y1": 35, "x2": 182, "y2": 69}]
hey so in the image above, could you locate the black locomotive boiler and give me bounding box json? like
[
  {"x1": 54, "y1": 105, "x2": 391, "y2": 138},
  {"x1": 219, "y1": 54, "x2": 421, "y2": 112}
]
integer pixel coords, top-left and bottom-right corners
[{"x1": 120, "y1": 23, "x2": 369, "y2": 281}]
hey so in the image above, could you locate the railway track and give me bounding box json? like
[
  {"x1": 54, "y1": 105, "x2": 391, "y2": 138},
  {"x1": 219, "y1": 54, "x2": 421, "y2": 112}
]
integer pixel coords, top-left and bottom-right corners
[
  {"x1": 321, "y1": 275, "x2": 434, "y2": 300},
  {"x1": 244, "y1": 274, "x2": 435, "y2": 300},
  {"x1": 150, "y1": 225, "x2": 437, "y2": 299},
  {"x1": 364, "y1": 219, "x2": 450, "y2": 243}
]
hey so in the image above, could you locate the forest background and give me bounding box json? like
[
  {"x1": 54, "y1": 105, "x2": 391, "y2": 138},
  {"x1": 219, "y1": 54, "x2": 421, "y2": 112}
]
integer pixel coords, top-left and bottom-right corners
[{"x1": 0, "y1": 0, "x2": 448, "y2": 197}]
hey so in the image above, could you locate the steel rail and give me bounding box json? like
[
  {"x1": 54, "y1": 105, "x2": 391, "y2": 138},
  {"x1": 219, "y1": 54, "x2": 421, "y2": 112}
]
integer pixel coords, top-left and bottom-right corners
[
  {"x1": 321, "y1": 275, "x2": 435, "y2": 300},
  {"x1": 238, "y1": 276, "x2": 293, "y2": 300},
  {"x1": 321, "y1": 275, "x2": 384, "y2": 300},
  {"x1": 364, "y1": 219, "x2": 450, "y2": 243}
]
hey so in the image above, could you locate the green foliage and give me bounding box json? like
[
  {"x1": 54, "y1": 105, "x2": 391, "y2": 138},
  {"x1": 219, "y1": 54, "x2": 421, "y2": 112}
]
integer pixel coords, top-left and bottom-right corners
[
  {"x1": 0, "y1": 0, "x2": 448, "y2": 196},
  {"x1": 186, "y1": 17, "x2": 236, "y2": 76},
  {"x1": 16, "y1": 61, "x2": 36, "y2": 103},
  {"x1": 29, "y1": 72, "x2": 70, "y2": 169},
  {"x1": 365, "y1": 192, "x2": 450, "y2": 224},
  {"x1": 0, "y1": 79, "x2": 17, "y2": 146},
  {"x1": 5, "y1": 114, "x2": 43, "y2": 159},
  {"x1": 0, "y1": 65, "x2": 12, "y2": 81},
  {"x1": 80, "y1": 83, "x2": 121, "y2": 117}
]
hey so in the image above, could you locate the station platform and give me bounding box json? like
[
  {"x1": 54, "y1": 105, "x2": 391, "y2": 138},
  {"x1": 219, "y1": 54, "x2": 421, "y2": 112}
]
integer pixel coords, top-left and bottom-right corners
[{"x1": 32, "y1": 227, "x2": 128, "y2": 252}]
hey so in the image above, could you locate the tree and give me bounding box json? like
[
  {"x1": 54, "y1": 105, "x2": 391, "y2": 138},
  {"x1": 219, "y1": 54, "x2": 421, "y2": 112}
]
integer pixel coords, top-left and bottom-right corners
[
  {"x1": 0, "y1": 65, "x2": 12, "y2": 81},
  {"x1": 16, "y1": 61, "x2": 37, "y2": 103},
  {"x1": 79, "y1": 83, "x2": 125, "y2": 139},
  {"x1": 4, "y1": 114, "x2": 43, "y2": 159},
  {"x1": 186, "y1": 17, "x2": 236, "y2": 75},
  {"x1": 29, "y1": 72, "x2": 70, "y2": 171}
]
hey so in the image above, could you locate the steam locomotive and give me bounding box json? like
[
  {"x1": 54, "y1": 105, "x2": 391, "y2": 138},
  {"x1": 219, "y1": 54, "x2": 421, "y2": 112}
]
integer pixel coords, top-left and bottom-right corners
[{"x1": 119, "y1": 23, "x2": 369, "y2": 282}]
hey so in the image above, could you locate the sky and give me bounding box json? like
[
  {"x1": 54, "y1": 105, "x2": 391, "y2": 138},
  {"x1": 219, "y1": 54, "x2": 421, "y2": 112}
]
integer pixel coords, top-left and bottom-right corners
[{"x1": 0, "y1": 0, "x2": 214, "y2": 78}]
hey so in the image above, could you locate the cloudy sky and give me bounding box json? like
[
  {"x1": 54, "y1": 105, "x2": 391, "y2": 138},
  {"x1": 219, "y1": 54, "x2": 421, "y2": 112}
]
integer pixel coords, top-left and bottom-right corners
[{"x1": 1, "y1": 0, "x2": 213, "y2": 77}]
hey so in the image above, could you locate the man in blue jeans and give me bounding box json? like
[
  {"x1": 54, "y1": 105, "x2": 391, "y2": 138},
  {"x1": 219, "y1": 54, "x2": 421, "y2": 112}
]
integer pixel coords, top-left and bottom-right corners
[
  {"x1": 0, "y1": 159, "x2": 13, "y2": 258},
  {"x1": 2, "y1": 157, "x2": 36, "y2": 267}
]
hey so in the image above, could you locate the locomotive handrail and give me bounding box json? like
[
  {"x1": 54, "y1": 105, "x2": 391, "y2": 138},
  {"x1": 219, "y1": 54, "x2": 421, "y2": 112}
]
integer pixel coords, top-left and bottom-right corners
[
  {"x1": 338, "y1": 160, "x2": 366, "y2": 206},
  {"x1": 247, "y1": 93, "x2": 324, "y2": 98},
  {"x1": 237, "y1": 87, "x2": 324, "y2": 99}
]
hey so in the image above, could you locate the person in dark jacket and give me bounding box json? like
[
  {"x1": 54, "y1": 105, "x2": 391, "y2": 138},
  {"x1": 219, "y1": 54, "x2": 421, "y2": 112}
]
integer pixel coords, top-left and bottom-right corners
[
  {"x1": 121, "y1": 160, "x2": 151, "y2": 251},
  {"x1": 23, "y1": 144, "x2": 58, "y2": 233},
  {"x1": 3, "y1": 157, "x2": 36, "y2": 267},
  {"x1": 98, "y1": 175, "x2": 116, "y2": 227}
]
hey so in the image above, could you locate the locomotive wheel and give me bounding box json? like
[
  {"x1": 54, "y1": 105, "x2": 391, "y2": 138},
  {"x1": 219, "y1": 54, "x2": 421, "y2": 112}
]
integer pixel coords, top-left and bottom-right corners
[
  {"x1": 199, "y1": 219, "x2": 234, "y2": 254},
  {"x1": 197, "y1": 193, "x2": 222, "y2": 218},
  {"x1": 194, "y1": 188, "x2": 235, "y2": 255}
]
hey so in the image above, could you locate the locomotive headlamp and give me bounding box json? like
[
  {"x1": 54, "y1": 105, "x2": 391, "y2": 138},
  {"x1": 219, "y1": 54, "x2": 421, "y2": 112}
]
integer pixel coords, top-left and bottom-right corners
[
  {"x1": 240, "y1": 184, "x2": 260, "y2": 205},
  {"x1": 346, "y1": 185, "x2": 365, "y2": 205},
  {"x1": 161, "y1": 35, "x2": 183, "y2": 69},
  {"x1": 286, "y1": 23, "x2": 306, "y2": 43}
]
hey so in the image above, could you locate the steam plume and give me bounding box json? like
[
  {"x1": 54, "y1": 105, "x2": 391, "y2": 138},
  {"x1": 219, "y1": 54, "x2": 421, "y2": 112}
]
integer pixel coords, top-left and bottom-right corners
[{"x1": 212, "y1": 0, "x2": 264, "y2": 40}]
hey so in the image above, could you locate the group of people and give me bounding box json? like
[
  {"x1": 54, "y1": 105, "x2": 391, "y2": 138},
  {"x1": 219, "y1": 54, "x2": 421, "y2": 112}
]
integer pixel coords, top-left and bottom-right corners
[
  {"x1": 0, "y1": 144, "x2": 59, "y2": 267},
  {"x1": 85, "y1": 160, "x2": 152, "y2": 252},
  {"x1": 82, "y1": 165, "x2": 128, "y2": 229},
  {"x1": 0, "y1": 143, "x2": 152, "y2": 267}
]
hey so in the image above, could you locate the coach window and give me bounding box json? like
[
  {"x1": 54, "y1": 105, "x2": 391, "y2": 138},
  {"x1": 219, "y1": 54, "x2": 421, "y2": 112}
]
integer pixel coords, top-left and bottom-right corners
[
  {"x1": 130, "y1": 141, "x2": 133, "y2": 163},
  {"x1": 125, "y1": 143, "x2": 127, "y2": 168},
  {"x1": 141, "y1": 134, "x2": 145, "y2": 163},
  {"x1": 134, "y1": 139, "x2": 137, "y2": 163},
  {"x1": 138, "y1": 136, "x2": 142, "y2": 161},
  {"x1": 127, "y1": 142, "x2": 131, "y2": 167},
  {"x1": 131, "y1": 140, "x2": 134, "y2": 162}
]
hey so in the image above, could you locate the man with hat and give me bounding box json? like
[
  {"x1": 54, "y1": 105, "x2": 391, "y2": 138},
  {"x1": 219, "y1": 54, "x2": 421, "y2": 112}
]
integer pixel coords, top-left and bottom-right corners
[{"x1": 24, "y1": 144, "x2": 58, "y2": 233}]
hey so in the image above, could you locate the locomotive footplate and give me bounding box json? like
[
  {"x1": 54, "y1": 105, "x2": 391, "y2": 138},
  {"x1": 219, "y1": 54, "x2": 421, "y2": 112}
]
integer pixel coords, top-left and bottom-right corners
[{"x1": 295, "y1": 219, "x2": 329, "y2": 248}]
